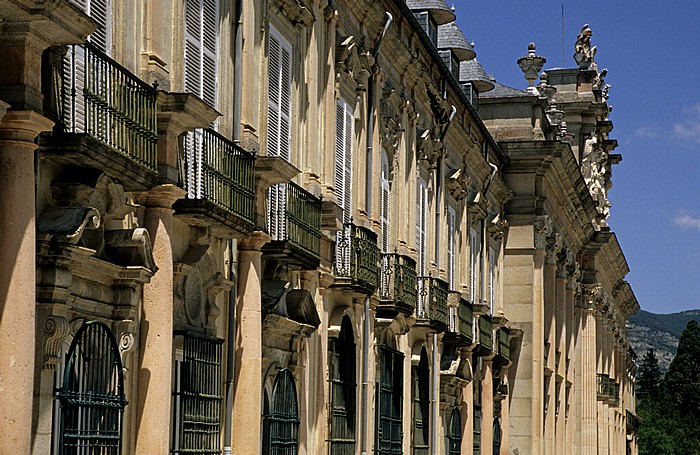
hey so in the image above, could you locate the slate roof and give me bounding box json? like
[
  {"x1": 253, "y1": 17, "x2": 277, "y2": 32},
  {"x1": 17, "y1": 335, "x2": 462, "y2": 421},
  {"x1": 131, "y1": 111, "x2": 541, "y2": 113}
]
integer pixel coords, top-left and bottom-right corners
[
  {"x1": 437, "y1": 22, "x2": 475, "y2": 61},
  {"x1": 481, "y1": 80, "x2": 530, "y2": 98},
  {"x1": 459, "y1": 58, "x2": 495, "y2": 92},
  {"x1": 405, "y1": 0, "x2": 456, "y2": 25}
]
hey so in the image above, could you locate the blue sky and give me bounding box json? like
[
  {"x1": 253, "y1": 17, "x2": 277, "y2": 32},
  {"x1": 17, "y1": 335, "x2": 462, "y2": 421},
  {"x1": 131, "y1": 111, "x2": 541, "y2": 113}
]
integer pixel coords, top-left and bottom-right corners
[{"x1": 454, "y1": 1, "x2": 700, "y2": 314}]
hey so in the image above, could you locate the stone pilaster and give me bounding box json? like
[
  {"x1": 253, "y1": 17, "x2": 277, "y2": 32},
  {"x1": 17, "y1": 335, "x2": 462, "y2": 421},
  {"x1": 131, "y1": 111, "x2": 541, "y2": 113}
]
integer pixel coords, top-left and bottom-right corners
[
  {"x1": 481, "y1": 358, "x2": 494, "y2": 455},
  {"x1": 135, "y1": 184, "x2": 185, "y2": 454},
  {"x1": 0, "y1": 110, "x2": 53, "y2": 454},
  {"x1": 232, "y1": 231, "x2": 270, "y2": 455},
  {"x1": 580, "y1": 283, "x2": 600, "y2": 454}
]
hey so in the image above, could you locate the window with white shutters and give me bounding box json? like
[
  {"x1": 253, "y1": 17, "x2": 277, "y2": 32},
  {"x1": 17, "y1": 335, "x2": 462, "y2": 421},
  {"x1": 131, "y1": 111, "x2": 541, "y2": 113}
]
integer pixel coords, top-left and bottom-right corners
[
  {"x1": 267, "y1": 26, "x2": 292, "y2": 161},
  {"x1": 469, "y1": 228, "x2": 479, "y2": 303},
  {"x1": 184, "y1": 0, "x2": 219, "y2": 109},
  {"x1": 416, "y1": 178, "x2": 428, "y2": 275},
  {"x1": 69, "y1": 0, "x2": 111, "y2": 53},
  {"x1": 489, "y1": 247, "x2": 496, "y2": 312},
  {"x1": 447, "y1": 206, "x2": 456, "y2": 290},
  {"x1": 380, "y1": 150, "x2": 390, "y2": 253},
  {"x1": 335, "y1": 99, "x2": 353, "y2": 223}
]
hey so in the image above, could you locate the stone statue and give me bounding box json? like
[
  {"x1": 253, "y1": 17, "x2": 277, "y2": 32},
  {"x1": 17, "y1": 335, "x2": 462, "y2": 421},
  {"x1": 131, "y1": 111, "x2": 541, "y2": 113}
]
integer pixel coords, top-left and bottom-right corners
[{"x1": 574, "y1": 24, "x2": 597, "y2": 68}]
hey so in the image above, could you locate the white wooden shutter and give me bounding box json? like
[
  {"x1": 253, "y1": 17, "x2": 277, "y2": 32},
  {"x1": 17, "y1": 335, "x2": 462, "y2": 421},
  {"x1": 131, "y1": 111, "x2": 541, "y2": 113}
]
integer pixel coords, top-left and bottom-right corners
[
  {"x1": 267, "y1": 26, "x2": 292, "y2": 160},
  {"x1": 469, "y1": 228, "x2": 478, "y2": 302},
  {"x1": 416, "y1": 178, "x2": 428, "y2": 275},
  {"x1": 489, "y1": 247, "x2": 496, "y2": 311},
  {"x1": 184, "y1": 0, "x2": 219, "y2": 109},
  {"x1": 335, "y1": 99, "x2": 353, "y2": 223},
  {"x1": 447, "y1": 206, "x2": 456, "y2": 290},
  {"x1": 79, "y1": 0, "x2": 111, "y2": 54},
  {"x1": 380, "y1": 150, "x2": 390, "y2": 253}
]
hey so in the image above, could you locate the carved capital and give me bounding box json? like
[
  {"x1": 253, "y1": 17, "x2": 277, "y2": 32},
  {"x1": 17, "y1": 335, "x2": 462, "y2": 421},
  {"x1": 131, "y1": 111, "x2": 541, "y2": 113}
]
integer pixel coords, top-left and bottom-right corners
[
  {"x1": 534, "y1": 216, "x2": 553, "y2": 250},
  {"x1": 43, "y1": 315, "x2": 70, "y2": 370}
]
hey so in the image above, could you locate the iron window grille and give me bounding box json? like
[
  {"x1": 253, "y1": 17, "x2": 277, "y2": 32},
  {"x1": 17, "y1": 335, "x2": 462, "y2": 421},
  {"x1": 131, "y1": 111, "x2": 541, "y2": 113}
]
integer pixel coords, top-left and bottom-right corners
[
  {"x1": 375, "y1": 346, "x2": 404, "y2": 455},
  {"x1": 56, "y1": 321, "x2": 127, "y2": 455},
  {"x1": 412, "y1": 349, "x2": 430, "y2": 455},
  {"x1": 329, "y1": 317, "x2": 357, "y2": 455},
  {"x1": 172, "y1": 334, "x2": 223, "y2": 454},
  {"x1": 447, "y1": 408, "x2": 462, "y2": 455},
  {"x1": 263, "y1": 369, "x2": 300, "y2": 455}
]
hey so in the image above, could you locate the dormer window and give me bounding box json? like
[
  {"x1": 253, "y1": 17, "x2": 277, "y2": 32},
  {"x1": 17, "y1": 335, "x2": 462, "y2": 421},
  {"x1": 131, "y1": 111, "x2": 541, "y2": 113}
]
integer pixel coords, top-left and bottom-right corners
[
  {"x1": 439, "y1": 50, "x2": 460, "y2": 80},
  {"x1": 414, "y1": 11, "x2": 438, "y2": 46}
]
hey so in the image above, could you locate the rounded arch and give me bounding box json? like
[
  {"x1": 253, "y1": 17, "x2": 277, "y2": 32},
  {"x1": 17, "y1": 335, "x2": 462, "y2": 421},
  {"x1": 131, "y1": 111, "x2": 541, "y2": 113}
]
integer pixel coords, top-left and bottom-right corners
[
  {"x1": 263, "y1": 368, "x2": 299, "y2": 455},
  {"x1": 328, "y1": 304, "x2": 359, "y2": 344},
  {"x1": 446, "y1": 407, "x2": 462, "y2": 455},
  {"x1": 328, "y1": 314, "x2": 357, "y2": 453}
]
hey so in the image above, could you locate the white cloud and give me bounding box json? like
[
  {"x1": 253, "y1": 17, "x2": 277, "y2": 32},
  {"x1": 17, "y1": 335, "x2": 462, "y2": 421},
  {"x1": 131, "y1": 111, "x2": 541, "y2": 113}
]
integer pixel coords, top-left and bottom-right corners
[
  {"x1": 673, "y1": 104, "x2": 700, "y2": 145},
  {"x1": 674, "y1": 213, "x2": 700, "y2": 231},
  {"x1": 633, "y1": 126, "x2": 660, "y2": 140}
]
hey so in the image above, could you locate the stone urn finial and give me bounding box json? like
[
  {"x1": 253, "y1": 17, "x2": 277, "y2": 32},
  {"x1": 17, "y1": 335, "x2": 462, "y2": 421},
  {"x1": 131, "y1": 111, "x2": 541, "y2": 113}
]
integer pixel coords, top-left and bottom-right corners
[{"x1": 518, "y1": 42, "x2": 546, "y2": 93}]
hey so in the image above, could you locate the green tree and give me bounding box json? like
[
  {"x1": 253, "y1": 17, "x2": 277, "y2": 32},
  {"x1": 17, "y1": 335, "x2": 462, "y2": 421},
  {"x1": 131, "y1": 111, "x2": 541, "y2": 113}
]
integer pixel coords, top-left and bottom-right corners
[
  {"x1": 636, "y1": 349, "x2": 662, "y2": 401},
  {"x1": 664, "y1": 319, "x2": 700, "y2": 425}
]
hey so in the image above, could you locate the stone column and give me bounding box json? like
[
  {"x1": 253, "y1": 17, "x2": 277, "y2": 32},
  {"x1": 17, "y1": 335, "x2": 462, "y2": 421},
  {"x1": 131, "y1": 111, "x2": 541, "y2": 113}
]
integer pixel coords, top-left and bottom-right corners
[
  {"x1": 135, "y1": 184, "x2": 185, "y2": 454},
  {"x1": 580, "y1": 284, "x2": 600, "y2": 454},
  {"x1": 0, "y1": 109, "x2": 53, "y2": 454},
  {"x1": 232, "y1": 231, "x2": 270, "y2": 455},
  {"x1": 543, "y1": 244, "x2": 558, "y2": 455},
  {"x1": 481, "y1": 357, "x2": 494, "y2": 455},
  {"x1": 555, "y1": 264, "x2": 568, "y2": 455}
]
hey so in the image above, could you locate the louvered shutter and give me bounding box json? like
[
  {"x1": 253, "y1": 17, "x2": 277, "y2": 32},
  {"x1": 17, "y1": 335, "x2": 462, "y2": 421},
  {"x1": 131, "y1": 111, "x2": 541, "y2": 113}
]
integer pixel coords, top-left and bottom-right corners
[
  {"x1": 380, "y1": 150, "x2": 390, "y2": 253},
  {"x1": 86, "y1": 0, "x2": 110, "y2": 53},
  {"x1": 447, "y1": 206, "x2": 456, "y2": 290},
  {"x1": 335, "y1": 99, "x2": 353, "y2": 223},
  {"x1": 416, "y1": 178, "x2": 427, "y2": 275},
  {"x1": 184, "y1": 0, "x2": 202, "y2": 99},
  {"x1": 184, "y1": 0, "x2": 219, "y2": 109},
  {"x1": 489, "y1": 247, "x2": 496, "y2": 311},
  {"x1": 469, "y1": 228, "x2": 478, "y2": 303}
]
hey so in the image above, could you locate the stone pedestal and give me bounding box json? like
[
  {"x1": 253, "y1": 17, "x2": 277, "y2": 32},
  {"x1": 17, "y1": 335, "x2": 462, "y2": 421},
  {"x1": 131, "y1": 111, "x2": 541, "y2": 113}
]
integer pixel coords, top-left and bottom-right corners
[
  {"x1": 0, "y1": 110, "x2": 53, "y2": 454},
  {"x1": 232, "y1": 231, "x2": 270, "y2": 455},
  {"x1": 135, "y1": 184, "x2": 185, "y2": 454}
]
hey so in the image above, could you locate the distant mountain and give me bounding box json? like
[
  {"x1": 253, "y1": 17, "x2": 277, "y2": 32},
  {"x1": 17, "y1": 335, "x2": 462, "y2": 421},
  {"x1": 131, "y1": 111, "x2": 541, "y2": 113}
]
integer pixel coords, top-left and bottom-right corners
[{"x1": 626, "y1": 309, "x2": 700, "y2": 372}]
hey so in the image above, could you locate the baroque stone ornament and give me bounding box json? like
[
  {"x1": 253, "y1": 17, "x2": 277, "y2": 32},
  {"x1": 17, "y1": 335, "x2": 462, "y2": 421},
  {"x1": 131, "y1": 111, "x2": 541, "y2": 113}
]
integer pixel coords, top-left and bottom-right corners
[
  {"x1": 534, "y1": 215, "x2": 553, "y2": 250},
  {"x1": 517, "y1": 42, "x2": 546, "y2": 93},
  {"x1": 43, "y1": 315, "x2": 70, "y2": 370},
  {"x1": 574, "y1": 24, "x2": 597, "y2": 68},
  {"x1": 581, "y1": 132, "x2": 610, "y2": 221}
]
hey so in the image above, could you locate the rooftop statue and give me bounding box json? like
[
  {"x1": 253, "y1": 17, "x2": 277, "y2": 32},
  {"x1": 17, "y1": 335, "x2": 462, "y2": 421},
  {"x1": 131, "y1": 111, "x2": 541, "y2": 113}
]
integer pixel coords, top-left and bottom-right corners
[{"x1": 574, "y1": 24, "x2": 597, "y2": 68}]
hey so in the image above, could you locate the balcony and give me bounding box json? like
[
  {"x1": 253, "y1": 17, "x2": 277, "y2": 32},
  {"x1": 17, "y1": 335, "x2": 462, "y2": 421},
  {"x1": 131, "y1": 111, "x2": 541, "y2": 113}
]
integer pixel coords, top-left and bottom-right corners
[
  {"x1": 378, "y1": 253, "x2": 418, "y2": 317},
  {"x1": 596, "y1": 373, "x2": 620, "y2": 406},
  {"x1": 496, "y1": 327, "x2": 510, "y2": 363},
  {"x1": 626, "y1": 410, "x2": 640, "y2": 434},
  {"x1": 174, "y1": 128, "x2": 256, "y2": 238},
  {"x1": 262, "y1": 182, "x2": 322, "y2": 269},
  {"x1": 416, "y1": 276, "x2": 449, "y2": 331},
  {"x1": 444, "y1": 292, "x2": 473, "y2": 346},
  {"x1": 40, "y1": 43, "x2": 158, "y2": 191},
  {"x1": 475, "y1": 315, "x2": 493, "y2": 355},
  {"x1": 332, "y1": 222, "x2": 380, "y2": 295}
]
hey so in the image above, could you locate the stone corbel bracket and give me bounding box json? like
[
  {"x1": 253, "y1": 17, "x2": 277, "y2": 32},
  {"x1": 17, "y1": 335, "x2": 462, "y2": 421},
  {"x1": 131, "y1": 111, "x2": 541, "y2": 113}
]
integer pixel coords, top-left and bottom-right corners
[{"x1": 42, "y1": 315, "x2": 70, "y2": 370}]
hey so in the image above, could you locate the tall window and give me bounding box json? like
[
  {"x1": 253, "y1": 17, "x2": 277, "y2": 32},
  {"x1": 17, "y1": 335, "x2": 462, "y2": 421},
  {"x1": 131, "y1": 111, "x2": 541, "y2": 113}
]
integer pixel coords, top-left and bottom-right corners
[
  {"x1": 416, "y1": 178, "x2": 428, "y2": 275},
  {"x1": 335, "y1": 99, "x2": 354, "y2": 222},
  {"x1": 263, "y1": 369, "x2": 299, "y2": 455},
  {"x1": 473, "y1": 371, "x2": 482, "y2": 455},
  {"x1": 376, "y1": 346, "x2": 404, "y2": 455},
  {"x1": 412, "y1": 348, "x2": 430, "y2": 455},
  {"x1": 469, "y1": 228, "x2": 479, "y2": 303},
  {"x1": 488, "y1": 247, "x2": 496, "y2": 312},
  {"x1": 380, "y1": 150, "x2": 390, "y2": 253},
  {"x1": 172, "y1": 335, "x2": 223, "y2": 454},
  {"x1": 184, "y1": 0, "x2": 219, "y2": 108},
  {"x1": 447, "y1": 408, "x2": 462, "y2": 455},
  {"x1": 447, "y1": 205, "x2": 456, "y2": 289},
  {"x1": 55, "y1": 321, "x2": 126, "y2": 455},
  {"x1": 329, "y1": 316, "x2": 357, "y2": 455},
  {"x1": 69, "y1": 0, "x2": 111, "y2": 53}
]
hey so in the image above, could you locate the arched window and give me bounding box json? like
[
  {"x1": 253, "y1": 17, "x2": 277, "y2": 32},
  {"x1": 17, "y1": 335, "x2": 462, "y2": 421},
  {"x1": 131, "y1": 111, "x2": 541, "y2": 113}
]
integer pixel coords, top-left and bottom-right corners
[
  {"x1": 413, "y1": 348, "x2": 430, "y2": 455},
  {"x1": 447, "y1": 407, "x2": 462, "y2": 455},
  {"x1": 329, "y1": 316, "x2": 357, "y2": 454},
  {"x1": 492, "y1": 417, "x2": 502, "y2": 454},
  {"x1": 376, "y1": 345, "x2": 404, "y2": 455},
  {"x1": 56, "y1": 321, "x2": 126, "y2": 454},
  {"x1": 263, "y1": 369, "x2": 299, "y2": 455}
]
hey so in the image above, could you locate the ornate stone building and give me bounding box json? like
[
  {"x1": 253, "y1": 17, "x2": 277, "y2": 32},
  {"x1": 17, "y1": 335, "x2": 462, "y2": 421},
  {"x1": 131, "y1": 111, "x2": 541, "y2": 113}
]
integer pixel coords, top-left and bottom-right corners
[{"x1": 0, "y1": 1, "x2": 638, "y2": 455}]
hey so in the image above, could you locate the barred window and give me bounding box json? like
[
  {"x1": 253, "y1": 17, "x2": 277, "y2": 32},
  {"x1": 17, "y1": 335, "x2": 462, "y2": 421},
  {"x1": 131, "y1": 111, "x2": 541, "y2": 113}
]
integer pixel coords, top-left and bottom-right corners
[
  {"x1": 172, "y1": 334, "x2": 223, "y2": 454},
  {"x1": 329, "y1": 316, "x2": 357, "y2": 454},
  {"x1": 263, "y1": 369, "x2": 300, "y2": 455},
  {"x1": 447, "y1": 407, "x2": 462, "y2": 455},
  {"x1": 56, "y1": 321, "x2": 126, "y2": 455},
  {"x1": 412, "y1": 348, "x2": 430, "y2": 455},
  {"x1": 376, "y1": 346, "x2": 404, "y2": 455}
]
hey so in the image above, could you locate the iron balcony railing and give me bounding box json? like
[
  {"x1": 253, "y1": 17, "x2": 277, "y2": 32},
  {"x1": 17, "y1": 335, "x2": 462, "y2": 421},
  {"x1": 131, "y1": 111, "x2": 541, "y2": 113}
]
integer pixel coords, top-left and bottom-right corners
[
  {"x1": 60, "y1": 42, "x2": 158, "y2": 171},
  {"x1": 416, "y1": 276, "x2": 449, "y2": 328},
  {"x1": 379, "y1": 253, "x2": 418, "y2": 315},
  {"x1": 497, "y1": 327, "x2": 510, "y2": 362},
  {"x1": 596, "y1": 373, "x2": 619, "y2": 405},
  {"x1": 181, "y1": 128, "x2": 256, "y2": 230},
  {"x1": 447, "y1": 293, "x2": 473, "y2": 345},
  {"x1": 477, "y1": 315, "x2": 493, "y2": 352},
  {"x1": 267, "y1": 181, "x2": 322, "y2": 265},
  {"x1": 334, "y1": 222, "x2": 380, "y2": 294},
  {"x1": 626, "y1": 410, "x2": 640, "y2": 433}
]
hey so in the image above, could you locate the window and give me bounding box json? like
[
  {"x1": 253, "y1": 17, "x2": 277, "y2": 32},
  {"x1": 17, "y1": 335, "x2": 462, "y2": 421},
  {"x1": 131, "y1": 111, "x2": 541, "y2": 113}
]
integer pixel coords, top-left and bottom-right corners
[
  {"x1": 469, "y1": 229, "x2": 479, "y2": 303},
  {"x1": 263, "y1": 369, "x2": 299, "y2": 455},
  {"x1": 267, "y1": 26, "x2": 292, "y2": 160},
  {"x1": 172, "y1": 335, "x2": 223, "y2": 454},
  {"x1": 473, "y1": 376, "x2": 482, "y2": 455},
  {"x1": 447, "y1": 205, "x2": 456, "y2": 290},
  {"x1": 416, "y1": 178, "x2": 428, "y2": 275},
  {"x1": 488, "y1": 247, "x2": 496, "y2": 312},
  {"x1": 447, "y1": 408, "x2": 462, "y2": 455},
  {"x1": 380, "y1": 150, "x2": 390, "y2": 253},
  {"x1": 329, "y1": 317, "x2": 357, "y2": 455},
  {"x1": 184, "y1": 0, "x2": 219, "y2": 108},
  {"x1": 376, "y1": 346, "x2": 404, "y2": 455},
  {"x1": 414, "y1": 11, "x2": 438, "y2": 46},
  {"x1": 69, "y1": 0, "x2": 111, "y2": 53},
  {"x1": 492, "y1": 418, "x2": 502, "y2": 454},
  {"x1": 412, "y1": 348, "x2": 430, "y2": 455},
  {"x1": 55, "y1": 321, "x2": 126, "y2": 455},
  {"x1": 335, "y1": 99, "x2": 354, "y2": 222}
]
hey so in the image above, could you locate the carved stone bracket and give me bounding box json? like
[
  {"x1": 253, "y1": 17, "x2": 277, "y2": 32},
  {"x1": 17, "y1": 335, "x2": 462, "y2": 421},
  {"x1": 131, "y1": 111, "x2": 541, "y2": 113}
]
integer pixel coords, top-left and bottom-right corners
[
  {"x1": 446, "y1": 167, "x2": 471, "y2": 201},
  {"x1": 580, "y1": 283, "x2": 602, "y2": 310},
  {"x1": 42, "y1": 315, "x2": 70, "y2": 370},
  {"x1": 416, "y1": 127, "x2": 443, "y2": 166},
  {"x1": 534, "y1": 216, "x2": 553, "y2": 250}
]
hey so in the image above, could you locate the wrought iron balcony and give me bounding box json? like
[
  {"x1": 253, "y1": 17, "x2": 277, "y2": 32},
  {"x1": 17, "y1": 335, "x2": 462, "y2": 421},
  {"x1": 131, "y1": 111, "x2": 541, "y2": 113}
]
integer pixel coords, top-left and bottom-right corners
[
  {"x1": 596, "y1": 373, "x2": 619, "y2": 405},
  {"x1": 416, "y1": 276, "x2": 449, "y2": 331},
  {"x1": 445, "y1": 292, "x2": 473, "y2": 346},
  {"x1": 332, "y1": 222, "x2": 380, "y2": 295},
  {"x1": 263, "y1": 182, "x2": 322, "y2": 269},
  {"x1": 378, "y1": 253, "x2": 418, "y2": 317},
  {"x1": 175, "y1": 128, "x2": 256, "y2": 238},
  {"x1": 475, "y1": 315, "x2": 493, "y2": 355},
  {"x1": 626, "y1": 410, "x2": 640, "y2": 433},
  {"x1": 40, "y1": 42, "x2": 158, "y2": 190},
  {"x1": 496, "y1": 327, "x2": 510, "y2": 362}
]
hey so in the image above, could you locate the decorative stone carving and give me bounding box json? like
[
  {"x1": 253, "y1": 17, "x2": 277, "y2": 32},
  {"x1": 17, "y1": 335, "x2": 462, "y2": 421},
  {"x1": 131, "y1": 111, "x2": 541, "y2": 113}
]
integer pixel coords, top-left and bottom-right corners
[
  {"x1": 276, "y1": 0, "x2": 315, "y2": 26},
  {"x1": 335, "y1": 35, "x2": 373, "y2": 90},
  {"x1": 426, "y1": 82, "x2": 451, "y2": 125},
  {"x1": 580, "y1": 283, "x2": 602, "y2": 310},
  {"x1": 380, "y1": 85, "x2": 403, "y2": 158},
  {"x1": 445, "y1": 167, "x2": 471, "y2": 201},
  {"x1": 416, "y1": 127, "x2": 443, "y2": 166},
  {"x1": 574, "y1": 24, "x2": 597, "y2": 69},
  {"x1": 487, "y1": 213, "x2": 508, "y2": 241},
  {"x1": 517, "y1": 42, "x2": 546, "y2": 93},
  {"x1": 581, "y1": 132, "x2": 611, "y2": 221},
  {"x1": 43, "y1": 315, "x2": 70, "y2": 370},
  {"x1": 534, "y1": 215, "x2": 553, "y2": 250},
  {"x1": 545, "y1": 232, "x2": 563, "y2": 265}
]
